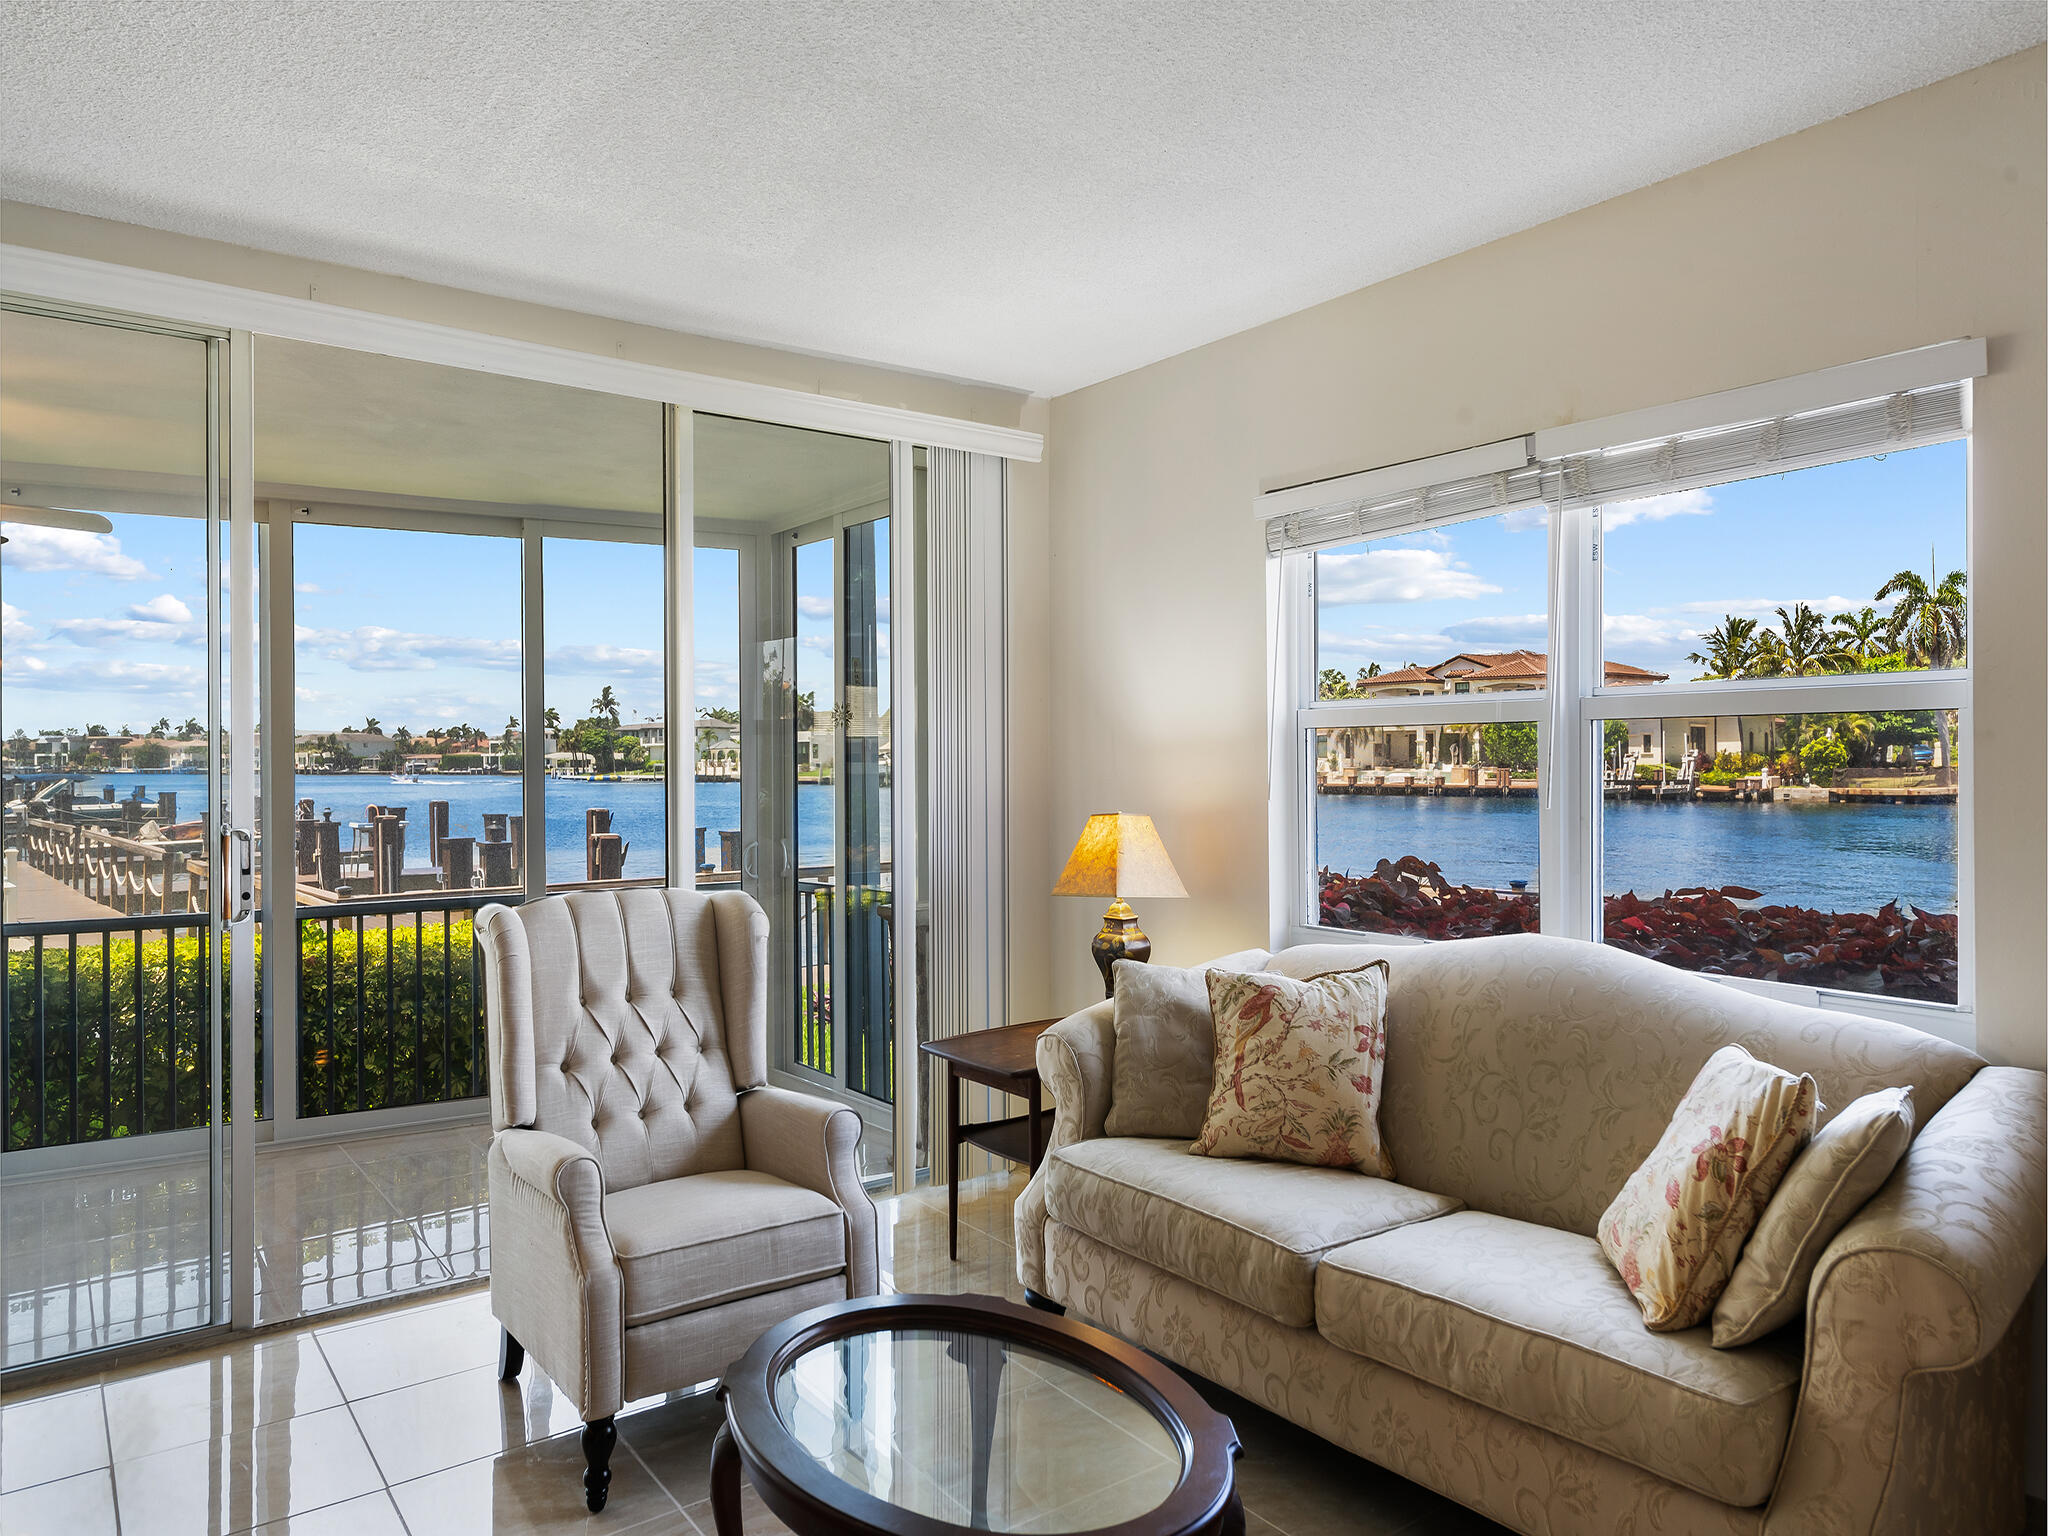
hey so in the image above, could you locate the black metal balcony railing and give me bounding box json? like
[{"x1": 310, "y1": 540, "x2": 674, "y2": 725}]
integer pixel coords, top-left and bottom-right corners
[
  {"x1": 3, "y1": 913, "x2": 261, "y2": 1153},
  {"x1": 6, "y1": 820, "x2": 895, "y2": 1149},
  {"x1": 795, "y1": 880, "x2": 894, "y2": 1101}
]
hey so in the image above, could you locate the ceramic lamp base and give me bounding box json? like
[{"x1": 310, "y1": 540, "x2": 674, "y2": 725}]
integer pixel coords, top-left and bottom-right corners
[{"x1": 1090, "y1": 898, "x2": 1152, "y2": 998}]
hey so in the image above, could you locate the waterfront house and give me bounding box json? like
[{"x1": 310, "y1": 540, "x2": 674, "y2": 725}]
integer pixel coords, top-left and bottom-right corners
[
  {"x1": 619, "y1": 716, "x2": 666, "y2": 767},
  {"x1": 1353, "y1": 650, "x2": 1667, "y2": 697}
]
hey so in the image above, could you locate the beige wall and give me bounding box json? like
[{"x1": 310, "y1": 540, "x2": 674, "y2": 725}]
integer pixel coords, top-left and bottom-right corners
[{"x1": 1045, "y1": 48, "x2": 2047, "y2": 1068}]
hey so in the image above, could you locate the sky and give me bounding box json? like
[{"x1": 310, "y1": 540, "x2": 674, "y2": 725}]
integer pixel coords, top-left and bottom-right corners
[
  {"x1": 1315, "y1": 439, "x2": 1967, "y2": 683},
  {"x1": 2, "y1": 510, "x2": 891, "y2": 740}
]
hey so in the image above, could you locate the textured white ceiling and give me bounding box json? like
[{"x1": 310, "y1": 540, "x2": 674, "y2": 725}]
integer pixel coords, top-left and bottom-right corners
[{"x1": 2, "y1": 3, "x2": 2041, "y2": 395}]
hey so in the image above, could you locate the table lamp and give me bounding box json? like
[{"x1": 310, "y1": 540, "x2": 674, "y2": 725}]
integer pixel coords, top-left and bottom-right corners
[{"x1": 1053, "y1": 813, "x2": 1188, "y2": 998}]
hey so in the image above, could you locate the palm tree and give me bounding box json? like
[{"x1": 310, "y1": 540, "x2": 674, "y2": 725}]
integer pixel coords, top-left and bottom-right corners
[
  {"x1": 591, "y1": 687, "x2": 620, "y2": 727},
  {"x1": 179, "y1": 716, "x2": 200, "y2": 738},
  {"x1": 543, "y1": 706, "x2": 561, "y2": 732},
  {"x1": 151, "y1": 716, "x2": 170, "y2": 737},
  {"x1": 362, "y1": 716, "x2": 381, "y2": 735},
  {"x1": 1876, "y1": 564, "x2": 1967, "y2": 668},
  {"x1": 1829, "y1": 606, "x2": 1889, "y2": 668},
  {"x1": 1771, "y1": 603, "x2": 1832, "y2": 676},
  {"x1": 1687, "y1": 615, "x2": 1760, "y2": 679}
]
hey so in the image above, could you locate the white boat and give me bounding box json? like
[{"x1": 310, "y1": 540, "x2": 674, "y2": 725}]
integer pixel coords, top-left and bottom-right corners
[{"x1": 389, "y1": 773, "x2": 420, "y2": 784}]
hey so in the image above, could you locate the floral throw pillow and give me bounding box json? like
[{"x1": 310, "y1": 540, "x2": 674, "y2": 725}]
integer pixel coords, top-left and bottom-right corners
[
  {"x1": 1599, "y1": 1045, "x2": 1820, "y2": 1332},
  {"x1": 1193, "y1": 962, "x2": 1393, "y2": 1177}
]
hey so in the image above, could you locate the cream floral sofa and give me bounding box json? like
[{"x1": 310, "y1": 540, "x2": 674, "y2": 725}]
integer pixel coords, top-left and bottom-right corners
[{"x1": 1014, "y1": 933, "x2": 2046, "y2": 1536}]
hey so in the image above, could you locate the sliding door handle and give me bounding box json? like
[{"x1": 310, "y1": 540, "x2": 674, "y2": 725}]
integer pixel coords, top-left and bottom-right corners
[{"x1": 221, "y1": 826, "x2": 254, "y2": 924}]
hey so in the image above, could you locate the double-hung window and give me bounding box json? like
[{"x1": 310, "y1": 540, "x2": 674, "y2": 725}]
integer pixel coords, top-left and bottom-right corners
[{"x1": 1272, "y1": 347, "x2": 1977, "y2": 1022}]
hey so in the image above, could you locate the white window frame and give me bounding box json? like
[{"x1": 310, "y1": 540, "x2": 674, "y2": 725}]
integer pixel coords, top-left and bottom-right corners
[{"x1": 1270, "y1": 397, "x2": 1974, "y2": 1045}]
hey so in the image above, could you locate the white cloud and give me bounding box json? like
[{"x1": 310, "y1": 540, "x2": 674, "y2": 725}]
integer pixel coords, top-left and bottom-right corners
[
  {"x1": 295, "y1": 625, "x2": 520, "y2": 672},
  {"x1": 545, "y1": 643, "x2": 662, "y2": 680},
  {"x1": 0, "y1": 525, "x2": 153, "y2": 579},
  {"x1": 1502, "y1": 506, "x2": 1551, "y2": 533},
  {"x1": 1442, "y1": 614, "x2": 1548, "y2": 649},
  {"x1": 1602, "y1": 488, "x2": 1714, "y2": 529},
  {"x1": 1602, "y1": 613, "x2": 1703, "y2": 656},
  {"x1": 1316, "y1": 547, "x2": 1501, "y2": 605},
  {"x1": 129, "y1": 593, "x2": 193, "y2": 623},
  {"x1": 47, "y1": 591, "x2": 207, "y2": 647},
  {"x1": 797, "y1": 595, "x2": 833, "y2": 621},
  {"x1": 1669, "y1": 594, "x2": 1862, "y2": 618},
  {"x1": 695, "y1": 658, "x2": 739, "y2": 705},
  {"x1": 1, "y1": 601, "x2": 34, "y2": 643},
  {"x1": 1, "y1": 655, "x2": 203, "y2": 695},
  {"x1": 1316, "y1": 629, "x2": 1453, "y2": 666}
]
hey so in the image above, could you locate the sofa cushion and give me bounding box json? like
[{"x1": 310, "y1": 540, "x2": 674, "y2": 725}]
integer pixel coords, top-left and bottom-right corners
[
  {"x1": 605, "y1": 1169, "x2": 845, "y2": 1328},
  {"x1": 1712, "y1": 1084, "x2": 1916, "y2": 1348},
  {"x1": 1045, "y1": 1137, "x2": 1459, "y2": 1327},
  {"x1": 1195, "y1": 961, "x2": 1394, "y2": 1177},
  {"x1": 1316, "y1": 1210, "x2": 1803, "y2": 1507},
  {"x1": 1105, "y1": 950, "x2": 1268, "y2": 1140}
]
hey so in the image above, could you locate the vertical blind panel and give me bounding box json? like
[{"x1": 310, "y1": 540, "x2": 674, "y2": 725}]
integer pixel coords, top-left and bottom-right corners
[
  {"x1": 1265, "y1": 380, "x2": 1966, "y2": 555},
  {"x1": 924, "y1": 447, "x2": 1010, "y2": 1174}
]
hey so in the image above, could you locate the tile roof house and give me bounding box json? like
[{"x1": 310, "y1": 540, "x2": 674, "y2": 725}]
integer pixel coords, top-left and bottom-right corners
[{"x1": 1353, "y1": 650, "x2": 1667, "y2": 696}]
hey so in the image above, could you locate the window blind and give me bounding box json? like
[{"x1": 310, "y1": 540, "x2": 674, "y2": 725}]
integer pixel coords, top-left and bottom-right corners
[
  {"x1": 1263, "y1": 463, "x2": 1545, "y2": 556},
  {"x1": 1265, "y1": 378, "x2": 1967, "y2": 556},
  {"x1": 1546, "y1": 381, "x2": 1966, "y2": 513}
]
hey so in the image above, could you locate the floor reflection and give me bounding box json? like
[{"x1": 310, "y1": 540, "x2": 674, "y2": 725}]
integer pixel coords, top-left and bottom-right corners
[
  {"x1": 2, "y1": 1157, "x2": 1512, "y2": 1535},
  {"x1": 3, "y1": 1119, "x2": 492, "y2": 1368}
]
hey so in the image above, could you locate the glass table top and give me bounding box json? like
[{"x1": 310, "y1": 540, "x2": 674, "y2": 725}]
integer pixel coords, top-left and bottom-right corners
[{"x1": 772, "y1": 1325, "x2": 1184, "y2": 1533}]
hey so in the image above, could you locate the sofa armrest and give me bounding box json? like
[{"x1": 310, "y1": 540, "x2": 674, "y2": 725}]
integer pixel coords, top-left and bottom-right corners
[
  {"x1": 487, "y1": 1127, "x2": 622, "y2": 1420},
  {"x1": 740, "y1": 1085, "x2": 878, "y2": 1297},
  {"x1": 1765, "y1": 1066, "x2": 2047, "y2": 1534},
  {"x1": 1014, "y1": 1000, "x2": 1116, "y2": 1294}
]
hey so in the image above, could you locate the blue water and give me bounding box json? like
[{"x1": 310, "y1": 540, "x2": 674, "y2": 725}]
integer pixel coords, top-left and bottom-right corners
[
  {"x1": 1317, "y1": 794, "x2": 1958, "y2": 914},
  {"x1": 65, "y1": 772, "x2": 852, "y2": 885}
]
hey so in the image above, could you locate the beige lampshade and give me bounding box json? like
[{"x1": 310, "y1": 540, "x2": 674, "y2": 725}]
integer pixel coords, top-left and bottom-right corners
[{"x1": 1053, "y1": 813, "x2": 1188, "y2": 900}]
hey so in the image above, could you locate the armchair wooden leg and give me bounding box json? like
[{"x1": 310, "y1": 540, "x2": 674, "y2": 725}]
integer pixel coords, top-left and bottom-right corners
[
  {"x1": 1024, "y1": 1288, "x2": 1065, "y2": 1316},
  {"x1": 497, "y1": 1328, "x2": 524, "y2": 1383},
  {"x1": 582, "y1": 1415, "x2": 617, "y2": 1512}
]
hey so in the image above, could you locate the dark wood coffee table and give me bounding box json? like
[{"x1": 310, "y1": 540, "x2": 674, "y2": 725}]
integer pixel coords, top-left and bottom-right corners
[{"x1": 711, "y1": 1292, "x2": 1243, "y2": 1536}]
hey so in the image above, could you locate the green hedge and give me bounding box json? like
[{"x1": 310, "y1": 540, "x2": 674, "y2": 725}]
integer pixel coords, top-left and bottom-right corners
[
  {"x1": 5, "y1": 915, "x2": 487, "y2": 1152},
  {"x1": 295, "y1": 915, "x2": 485, "y2": 1118},
  {"x1": 4, "y1": 927, "x2": 258, "y2": 1151}
]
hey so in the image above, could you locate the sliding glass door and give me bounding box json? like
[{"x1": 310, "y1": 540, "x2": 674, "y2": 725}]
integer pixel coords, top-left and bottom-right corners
[
  {"x1": 692, "y1": 415, "x2": 906, "y2": 1179},
  {"x1": 1, "y1": 304, "x2": 240, "y2": 1366}
]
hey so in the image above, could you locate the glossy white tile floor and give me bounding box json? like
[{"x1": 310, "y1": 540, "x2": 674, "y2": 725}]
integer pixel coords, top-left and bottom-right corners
[
  {"x1": 1, "y1": 1160, "x2": 1508, "y2": 1536},
  {"x1": 2, "y1": 1121, "x2": 493, "y2": 1370}
]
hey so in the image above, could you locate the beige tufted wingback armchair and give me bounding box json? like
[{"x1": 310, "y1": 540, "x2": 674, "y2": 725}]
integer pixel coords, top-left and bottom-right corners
[{"x1": 478, "y1": 887, "x2": 878, "y2": 1512}]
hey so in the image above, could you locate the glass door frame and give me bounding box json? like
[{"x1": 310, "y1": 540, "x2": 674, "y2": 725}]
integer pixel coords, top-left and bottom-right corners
[{"x1": 0, "y1": 296, "x2": 258, "y2": 1373}]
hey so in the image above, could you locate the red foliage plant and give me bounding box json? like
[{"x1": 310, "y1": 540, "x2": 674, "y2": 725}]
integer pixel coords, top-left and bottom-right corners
[
  {"x1": 1317, "y1": 864, "x2": 1956, "y2": 1004},
  {"x1": 1318, "y1": 858, "x2": 1537, "y2": 940}
]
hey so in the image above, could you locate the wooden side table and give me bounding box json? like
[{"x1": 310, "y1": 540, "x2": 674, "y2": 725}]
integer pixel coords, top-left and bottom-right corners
[{"x1": 919, "y1": 1019, "x2": 1059, "y2": 1260}]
